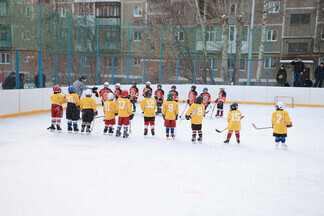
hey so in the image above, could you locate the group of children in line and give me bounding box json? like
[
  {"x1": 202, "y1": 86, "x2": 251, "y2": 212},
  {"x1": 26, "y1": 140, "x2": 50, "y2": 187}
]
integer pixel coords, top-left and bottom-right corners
[{"x1": 48, "y1": 78, "x2": 293, "y2": 149}]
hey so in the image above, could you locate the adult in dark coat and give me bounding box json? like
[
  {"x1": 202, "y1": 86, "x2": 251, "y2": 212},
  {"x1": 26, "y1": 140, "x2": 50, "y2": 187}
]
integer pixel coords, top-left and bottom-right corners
[
  {"x1": 314, "y1": 63, "x2": 324, "y2": 87},
  {"x1": 302, "y1": 77, "x2": 313, "y2": 87},
  {"x1": 19, "y1": 73, "x2": 25, "y2": 89},
  {"x1": 291, "y1": 58, "x2": 305, "y2": 87},
  {"x1": 276, "y1": 65, "x2": 287, "y2": 86},
  {"x1": 2, "y1": 72, "x2": 16, "y2": 89},
  {"x1": 35, "y1": 73, "x2": 46, "y2": 88}
]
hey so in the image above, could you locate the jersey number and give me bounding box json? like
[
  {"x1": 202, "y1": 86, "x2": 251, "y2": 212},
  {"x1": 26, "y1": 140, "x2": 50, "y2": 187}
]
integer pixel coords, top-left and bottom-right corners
[
  {"x1": 168, "y1": 104, "x2": 173, "y2": 112},
  {"x1": 104, "y1": 102, "x2": 111, "y2": 111},
  {"x1": 230, "y1": 113, "x2": 240, "y2": 121},
  {"x1": 146, "y1": 99, "x2": 155, "y2": 108},
  {"x1": 276, "y1": 114, "x2": 282, "y2": 124},
  {"x1": 197, "y1": 107, "x2": 203, "y2": 116},
  {"x1": 118, "y1": 101, "x2": 126, "y2": 109},
  {"x1": 67, "y1": 96, "x2": 74, "y2": 103}
]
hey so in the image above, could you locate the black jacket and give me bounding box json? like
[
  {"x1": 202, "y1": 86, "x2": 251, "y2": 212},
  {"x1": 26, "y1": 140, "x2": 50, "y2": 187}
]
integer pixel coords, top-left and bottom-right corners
[
  {"x1": 276, "y1": 69, "x2": 287, "y2": 84},
  {"x1": 291, "y1": 61, "x2": 305, "y2": 73},
  {"x1": 303, "y1": 79, "x2": 313, "y2": 87},
  {"x1": 35, "y1": 73, "x2": 46, "y2": 88},
  {"x1": 2, "y1": 72, "x2": 16, "y2": 89},
  {"x1": 315, "y1": 66, "x2": 324, "y2": 79}
]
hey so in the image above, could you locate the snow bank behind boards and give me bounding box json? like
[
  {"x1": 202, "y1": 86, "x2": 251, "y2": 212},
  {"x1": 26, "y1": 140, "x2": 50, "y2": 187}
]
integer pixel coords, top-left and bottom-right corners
[{"x1": 0, "y1": 84, "x2": 323, "y2": 117}]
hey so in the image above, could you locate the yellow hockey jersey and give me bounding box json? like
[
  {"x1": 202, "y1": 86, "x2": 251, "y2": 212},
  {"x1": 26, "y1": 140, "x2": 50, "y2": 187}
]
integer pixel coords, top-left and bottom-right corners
[
  {"x1": 66, "y1": 93, "x2": 81, "y2": 106},
  {"x1": 162, "y1": 100, "x2": 179, "y2": 120},
  {"x1": 103, "y1": 100, "x2": 117, "y2": 120},
  {"x1": 116, "y1": 98, "x2": 133, "y2": 117},
  {"x1": 80, "y1": 97, "x2": 97, "y2": 112},
  {"x1": 50, "y1": 93, "x2": 67, "y2": 107},
  {"x1": 186, "y1": 103, "x2": 205, "y2": 125},
  {"x1": 272, "y1": 110, "x2": 291, "y2": 134},
  {"x1": 227, "y1": 110, "x2": 242, "y2": 131},
  {"x1": 141, "y1": 97, "x2": 157, "y2": 117}
]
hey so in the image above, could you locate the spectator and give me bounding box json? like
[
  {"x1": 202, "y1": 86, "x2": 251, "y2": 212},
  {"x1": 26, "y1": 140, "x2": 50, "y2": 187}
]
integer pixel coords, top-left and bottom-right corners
[
  {"x1": 284, "y1": 81, "x2": 290, "y2": 87},
  {"x1": 19, "y1": 73, "x2": 25, "y2": 89},
  {"x1": 302, "y1": 76, "x2": 313, "y2": 87},
  {"x1": 2, "y1": 72, "x2": 16, "y2": 89},
  {"x1": 291, "y1": 57, "x2": 305, "y2": 87},
  {"x1": 35, "y1": 72, "x2": 46, "y2": 88},
  {"x1": 276, "y1": 65, "x2": 287, "y2": 86},
  {"x1": 314, "y1": 63, "x2": 324, "y2": 87}
]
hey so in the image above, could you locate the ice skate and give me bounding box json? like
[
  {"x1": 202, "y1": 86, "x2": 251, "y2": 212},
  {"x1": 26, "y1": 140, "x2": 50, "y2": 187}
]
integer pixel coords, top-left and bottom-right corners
[
  {"x1": 151, "y1": 129, "x2": 155, "y2": 136},
  {"x1": 56, "y1": 125, "x2": 62, "y2": 133},
  {"x1": 108, "y1": 128, "x2": 114, "y2": 135},
  {"x1": 103, "y1": 127, "x2": 108, "y2": 134},
  {"x1": 236, "y1": 138, "x2": 240, "y2": 144},
  {"x1": 198, "y1": 134, "x2": 202, "y2": 143},
  {"x1": 144, "y1": 129, "x2": 148, "y2": 137},
  {"x1": 81, "y1": 125, "x2": 85, "y2": 133},
  {"x1": 281, "y1": 143, "x2": 288, "y2": 150},
  {"x1": 171, "y1": 133, "x2": 175, "y2": 139},
  {"x1": 116, "y1": 129, "x2": 121, "y2": 137},
  {"x1": 47, "y1": 124, "x2": 55, "y2": 132},
  {"x1": 73, "y1": 126, "x2": 79, "y2": 133},
  {"x1": 86, "y1": 125, "x2": 91, "y2": 134},
  {"x1": 68, "y1": 125, "x2": 72, "y2": 133},
  {"x1": 191, "y1": 134, "x2": 197, "y2": 143},
  {"x1": 224, "y1": 139, "x2": 230, "y2": 144},
  {"x1": 123, "y1": 130, "x2": 129, "y2": 138}
]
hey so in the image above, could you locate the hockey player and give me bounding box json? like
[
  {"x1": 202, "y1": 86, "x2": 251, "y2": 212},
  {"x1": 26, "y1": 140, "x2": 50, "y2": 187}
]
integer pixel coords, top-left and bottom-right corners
[
  {"x1": 224, "y1": 103, "x2": 242, "y2": 144},
  {"x1": 169, "y1": 85, "x2": 179, "y2": 102},
  {"x1": 141, "y1": 90, "x2": 157, "y2": 136},
  {"x1": 48, "y1": 85, "x2": 67, "y2": 132},
  {"x1": 200, "y1": 87, "x2": 211, "y2": 110},
  {"x1": 66, "y1": 86, "x2": 81, "y2": 133},
  {"x1": 99, "y1": 82, "x2": 113, "y2": 106},
  {"x1": 116, "y1": 90, "x2": 134, "y2": 138},
  {"x1": 80, "y1": 89, "x2": 98, "y2": 134},
  {"x1": 272, "y1": 102, "x2": 292, "y2": 150},
  {"x1": 142, "y1": 81, "x2": 152, "y2": 96},
  {"x1": 103, "y1": 93, "x2": 117, "y2": 135},
  {"x1": 154, "y1": 84, "x2": 164, "y2": 115},
  {"x1": 185, "y1": 96, "x2": 205, "y2": 143},
  {"x1": 162, "y1": 93, "x2": 179, "y2": 139},
  {"x1": 187, "y1": 85, "x2": 198, "y2": 106},
  {"x1": 215, "y1": 87, "x2": 226, "y2": 117},
  {"x1": 129, "y1": 81, "x2": 139, "y2": 112},
  {"x1": 114, "y1": 83, "x2": 122, "y2": 99}
]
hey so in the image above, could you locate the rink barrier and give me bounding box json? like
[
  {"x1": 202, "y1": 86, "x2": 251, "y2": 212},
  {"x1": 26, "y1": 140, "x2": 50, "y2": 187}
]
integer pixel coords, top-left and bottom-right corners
[{"x1": 0, "y1": 85, "x2": 323, "y2": 118}]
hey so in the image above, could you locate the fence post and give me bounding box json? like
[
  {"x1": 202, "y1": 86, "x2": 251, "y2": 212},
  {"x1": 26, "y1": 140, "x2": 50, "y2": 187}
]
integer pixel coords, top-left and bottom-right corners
[
  {"x1": 159, "y1": 25, "x2": 163, "y2": 84},
  {"x1": 68, "y1": 13, "x2": 71, "y2": 86},
  {"x1": 54, "y1": 53, "x2": 57, "y2": 85},
  {"x1": 15, "y1": 50, "x2": 20, "y2": 89},
  {"x1": 229, "y1": 40, "x2": 233, "y2": 85},
  {"x1": 143, "y1": 57, "x2": 146, "y2": 84},
  {"x1": 81, "y1": 55, "x2": 84, "y2": 76},
  {"x1": 176, "y1": 58, "x2": 179, "y2": 84},
  {"x1": 111, "y1": 56, "x2": 114, "y2": 84},
  {"x1": 193, "y1": 26, "x2": 197, "y2": 84},
  {"x1": 96, "y1": 19, "x2": 99, "y2": 85},
  {"x1": 127, "y1": 22, "x2": 130, "y2": 84},
  {"x1": 211, "y1": 58, "x2": 214, "y2": 85},
  {"x1": 38, "y1": 5, "x2": 43, "y2": 88},
  {"x1": 267, "y1": 26, "x2": 271, "y2": 86}
]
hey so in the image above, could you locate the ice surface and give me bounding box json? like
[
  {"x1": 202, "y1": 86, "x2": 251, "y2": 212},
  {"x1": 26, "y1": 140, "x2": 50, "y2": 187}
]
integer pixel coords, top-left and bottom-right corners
[{"x1": 0, "y1": 104, "x2": 324, "y2": 216}]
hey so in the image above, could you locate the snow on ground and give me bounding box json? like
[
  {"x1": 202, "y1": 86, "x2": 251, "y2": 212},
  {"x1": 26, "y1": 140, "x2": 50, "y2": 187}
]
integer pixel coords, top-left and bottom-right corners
[{"x1": 0, "y1": 104, "x2": 324, "y2": 216}]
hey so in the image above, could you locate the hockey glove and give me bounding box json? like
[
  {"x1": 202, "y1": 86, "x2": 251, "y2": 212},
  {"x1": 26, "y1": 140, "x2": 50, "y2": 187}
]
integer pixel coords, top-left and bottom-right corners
[
  {"x1": 129, "y1": 114, "x2": 134, "y2": 120},
  {"x1": 185, "y1": 115, "x2": 191, "y2": 120},
  {"x1": 162, "y1": 115, "x2": 165, "y2": 120},
  {"x1": 187, "y1": 99, "x2": 190, "y2": 104},
  {"x1": 154, "y1": 96, "x2": 158, "y2": 100},
  {"x1": 77, "y1": 106, "x2": 81, "y2": 110},
  {"x1": 115, "y1": 113, "x2": 118, "y2": 116},
  {"x1": 94, "y1": 111, "x2": 98, "y2": 116},
  {"x1": 215, "y1": 99, "x2": 219, "y2": 103},
  {"x1": 287, "y1": 122, "x2": 293, "y2": 128},
  {"x1": 92, "y1": 87, "x2": 98, "y2": 91},
  {"x1": 175, "y1": 114, "x2": 178, "y2": 120}
]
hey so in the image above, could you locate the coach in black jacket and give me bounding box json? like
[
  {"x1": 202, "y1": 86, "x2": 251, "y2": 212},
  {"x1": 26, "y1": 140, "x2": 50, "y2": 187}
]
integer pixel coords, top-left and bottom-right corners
[
  {"x1": 314, "y1": 63, "x2": 324, "y2": 87},
  {"x1": 291, "y1": 58, "x2": 304, "y2": 87}
]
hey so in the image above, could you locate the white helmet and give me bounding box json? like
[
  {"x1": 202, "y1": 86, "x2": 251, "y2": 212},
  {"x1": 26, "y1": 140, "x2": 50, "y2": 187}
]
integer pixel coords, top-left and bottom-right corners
[
  {"x1": 107, "y1": 92, "x2": 114, "y2": 100},
  {"x1": 115, "y1": 83, "x2": 121, "y2": 88},
  {"x1": 85, "y1": 89, "x2": 92, "y2": 97},
  {"x1": 146, "y1": 81, "x2": 151, "y2": 86},
  {"x1": 276, "y1": 102, "x2": 285, "y2": 110},
  {"x1": 104, "y1": 82, "x2": 109, "y2": 87}
]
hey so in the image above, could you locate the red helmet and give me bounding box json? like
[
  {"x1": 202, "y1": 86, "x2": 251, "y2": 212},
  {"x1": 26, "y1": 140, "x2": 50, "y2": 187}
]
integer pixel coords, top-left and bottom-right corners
[
  {"x1": 53, "y1": 85, "x2": 61, "y2": 93},
  {"x1": 122, "y1": 90, "x2": 129, "y2": 97}
]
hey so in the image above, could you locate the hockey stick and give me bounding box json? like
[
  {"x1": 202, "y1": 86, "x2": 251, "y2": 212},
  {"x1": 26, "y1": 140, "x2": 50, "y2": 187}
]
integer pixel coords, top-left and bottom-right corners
[
  {"x1": 129, "y1": 120, "x2": 132, "y2": 134},
  {"x1": 215, "y1": 127, "x2": 227, "y2": 133},
  {"x1": 179, "y1": 103, "x2": 189, "y2": 119},
  {"x1": 95, "y1": 115, "x2": 105, "y2": 119},
  {"x1": 91, "y1": 118, "x2": 96, "y2": 131},
  {"x1": 252, "y1": 123, "x2": 272, "y2": 130},
  {"x1": 210, "y1": 103, "x2": 216, "y2": 118}
]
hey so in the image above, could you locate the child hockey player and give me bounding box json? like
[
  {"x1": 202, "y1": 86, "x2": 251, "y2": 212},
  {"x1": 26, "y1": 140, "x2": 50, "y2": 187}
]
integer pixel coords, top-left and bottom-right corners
[
  {"x1": 114, "y1": 83, "x2": 122, "y2": 99},
  {"x1": 187, "y1": 85, "x2": 198, "y2": 106},
  {"x1": 80, "y1": 89, "x2": 98, "y2": 134},
  {"x1": 185, "y1": 96, "x2": 205, "y2": 143},
  {"x1": 154, "y1": 84, "x2": 164, "y2": 115},
  {"x1": 201, "y1": 87, "x2": 211, "y2": 110},
  {"x1": 99, "y1": 82, "x2": 113, "y2": 106},
  {"x1": 169, "y1": 85, "x2": 179, "y2": 102},
  {"x1": 224, "y1": 103, "x2": 242, "y2": 144},
  {"x1": 116, "y1": 90, "x2": 134, "y2": 138},
  {"x1": 129, "y1": 81, "x2": 139, "y2": 112},
  {"x1": 215, "y1": 87, "x2": 226, "y2": 117},
  {"x1": 48, "y1": 85, "x2": 67, "y2": 132},
  {"x1": 272, "y1": 102, "x2": 292, "y2": 150},
  {"x1": 141, "y1": 90, "x2": 157, "y2": 136},
  {"x1": 162, "y1": 93, "x2": 179, "y2": 139},
  {"x1": 142, "y1": 81, "x2": 152, "y2": 96},
  {"x1": 66, "y1": 86, "x2": 81, "y2": 133},
  {"x1": 103, "y1": 93, "x2": 117, "y2": 135}
]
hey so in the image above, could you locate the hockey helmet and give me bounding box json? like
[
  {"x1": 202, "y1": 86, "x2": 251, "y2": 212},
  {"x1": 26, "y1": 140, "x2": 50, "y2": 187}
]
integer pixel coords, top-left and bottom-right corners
[
  {"x1": 276, "y1": 102, "x2": 286, "y2": 110},
  {"x1": 167, "y1": 93, "x2": 174, "y2": 101},
  {"x1": 107, "y1": 92, "x2": 115, "y2": 101},
  {"x1": 79, "y1": 74, "x2": 87, "y2": 81},
  {"x1": 219, "y1": 87, "x2": 225, "y2": 91},
  {"x1": 144, "y1": 90, "x2": 152, "y2": 98},
  {"x1": 132, "y1": 81, "x2": 137, "y2": 86},
  {"x1": 146, "y1": 81, "x2": 151, "y2": 86},
  {"x1": 68, "y1": 86, "x2": 75, "y2": 94},
  {"x1": 85, "y1": 89, "x2": 92, "y2": 97},
  {"x1": 115, "y1": 83, "x2": 121, "y2": 88},
  {"x1": 191, "y1": 85, "x2": 197, "y2": 91},
  {"x1": 122, "y1": 90, "x2": 129, "y2": 97},
  {"x1": 53, "y1": 85, "x2": 61, "y2": 93},
  {"x1": 230, "y1": 102, "x2": 238, "y2": 110},
  {"x1": 195, "y1": 96, "x2": 203, "y2": 104},
  {"x1": 203, "y1": 87, "x2": 208, "y2": 92},
  {"x1": 157, "y1": 84, "x2": 162, "y2": 89},
  {"x1": 104, "y1": 82, "x2": 109, "y2": 88}
]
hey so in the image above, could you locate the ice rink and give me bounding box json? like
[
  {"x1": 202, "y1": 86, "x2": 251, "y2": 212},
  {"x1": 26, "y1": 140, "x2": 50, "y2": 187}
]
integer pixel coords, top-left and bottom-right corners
[{"x1": 0, "y1": 103, "x2": 323, "y2": 216}]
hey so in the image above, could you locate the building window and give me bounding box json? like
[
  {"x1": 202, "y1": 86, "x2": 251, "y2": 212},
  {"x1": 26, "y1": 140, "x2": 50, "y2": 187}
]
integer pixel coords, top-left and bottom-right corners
[
  {"x1": 288, "y1": 43, "x2": 308, "y2": 53},
  {"x1": 240, "y1": 60, "x2": 246, "y2": 71},
  {"x1": 242, "y1": 28, "x2": 248, "y2": 41},
  {"x1": 0, "y1": 53, "x2": 10, "y2": 64},
  {"x1": 268, "y1": 1, "x2": 280, "y2": 13},
  {"x1": 134, "y1": 6, "x2": 142, "y2": 17},
  {"x1": 133, "y1": 31, "x2": 142, "y2": 42},
  {"x1": 321, "y1": 29, "x2": 324, "y2": 40},
  {"x1": 25, "y1": 7, "x2": 30, "y2": 17},
  {"x1": 104, "y1": 57, "x2": 118, "y2": 68},
  {"x1": 0, "y1": 30, "x2": 9, "y2": 41},
  {"x1": 229, "y1": 26, "x2": 236, "y2": 42},
  {"x1": 22, "y1": 31, "x2": 31, "y2": 41},
  {"x1": 0, "y1": 2, "x2": 7, "y2": 17},
  {"x1": 176, "y1": 31, "x2": 184, "y2": 41},
  {"x1": 266, "y1": 30, "x2": 277, "y2": 42},
  {"x1": 133, "y1": 58, "x2": 141, "y2": 67},
  {"x1": 264, "y1": 57, "x2": 277, "y2": 69},
  {"x1": 60, "y1": 8, "x2": 66, "y2": 18},
  {"x1": 290, "y1": 14, "x2": 311, "y2": 25}
]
